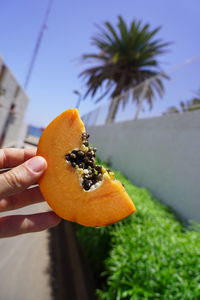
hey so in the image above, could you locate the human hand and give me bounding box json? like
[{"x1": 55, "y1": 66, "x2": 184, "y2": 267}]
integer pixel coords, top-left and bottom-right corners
[{"x1": 0, "y1": 148, "x2": 61, "y2": 238}]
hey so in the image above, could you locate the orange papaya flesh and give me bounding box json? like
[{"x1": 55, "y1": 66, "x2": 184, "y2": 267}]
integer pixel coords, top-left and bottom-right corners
[{"x1": 37, "y1": 109, "x2": 136, "y2": 226}]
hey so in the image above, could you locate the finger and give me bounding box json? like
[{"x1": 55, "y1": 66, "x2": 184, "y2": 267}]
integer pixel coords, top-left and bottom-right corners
[
  {"x1": 0, "y1": 148, "x2": 36, "y2": 169},
  {"x1": 0, "y1": 156, "x2": 47, "y2": 198},
  {"x1": 0, "y1": 212, "x2": 61, "y2": 238},
  {"x1": 0, "y1": 186, "x2": 45, "y2": 212}
]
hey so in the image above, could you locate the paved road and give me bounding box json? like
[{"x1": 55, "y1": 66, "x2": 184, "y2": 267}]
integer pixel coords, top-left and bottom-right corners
[{"x1": 0, "y1": 202, "x2": 52, "y2": 300}]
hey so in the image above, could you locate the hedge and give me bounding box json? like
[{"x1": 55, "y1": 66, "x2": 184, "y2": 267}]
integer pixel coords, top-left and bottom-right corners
[{"x1": 76, "y1": 167, "x2": 200, "y2": 300}]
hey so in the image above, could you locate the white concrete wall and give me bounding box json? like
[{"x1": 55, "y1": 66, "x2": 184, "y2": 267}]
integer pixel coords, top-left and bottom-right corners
[
  {"x1": 2, "y1": 89, "x2": 29, "y2": 147},
  {"x1": 88, "y1": 111, "x2": 200, "y2": 222},
  {"x1": 0, "y1": 64, "x2": 18, "y2": 138},
  {"x1": 0, "y1": 58, "x2": 29, "y2": 147}
]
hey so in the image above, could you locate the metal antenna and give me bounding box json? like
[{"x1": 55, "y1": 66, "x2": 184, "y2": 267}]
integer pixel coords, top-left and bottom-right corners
[{"x1": 24, "y1": 0, "x2": 54, "y2": 90}]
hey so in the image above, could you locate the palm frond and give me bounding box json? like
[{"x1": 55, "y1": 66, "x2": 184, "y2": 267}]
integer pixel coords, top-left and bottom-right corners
[
  {"x1": 104, "y1": 21, "x2": 120, "y2": 45},
  {"x1": 118, "y1": 16, "x2": 128, "y2": 42}
]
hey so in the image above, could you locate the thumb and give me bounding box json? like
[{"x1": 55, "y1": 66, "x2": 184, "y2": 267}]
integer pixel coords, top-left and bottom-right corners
[{"x1": 0, "y1": 156, "x2": 47, "y2": 198}]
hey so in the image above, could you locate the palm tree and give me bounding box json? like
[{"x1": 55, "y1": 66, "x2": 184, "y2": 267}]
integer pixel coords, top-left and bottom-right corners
[
  {"x1": 164, "y1": 97, "x2": 200, "y2": 115},
  {"x1": 80, "y1": 16, "x2": 170, "y2": 123}
]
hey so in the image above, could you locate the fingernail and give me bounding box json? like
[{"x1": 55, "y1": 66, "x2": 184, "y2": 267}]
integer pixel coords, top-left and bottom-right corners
[{"x1": 26, "y1": 156, "x2": 46, "y2": 173}]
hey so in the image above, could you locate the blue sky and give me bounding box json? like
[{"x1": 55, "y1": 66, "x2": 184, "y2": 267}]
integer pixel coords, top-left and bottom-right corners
[{"x1": 0, "y1": 0, "x2": 200, "y2": 126}]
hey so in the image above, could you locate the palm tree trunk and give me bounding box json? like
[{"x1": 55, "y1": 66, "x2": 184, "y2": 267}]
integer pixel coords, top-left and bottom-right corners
[
  {"x1": 134, "y1": 81, "x2": 149, "y2": 120},
  {"x1": 106, "y1": 96, "x2": 121, "y2": 124},
  {"x1": 134, "y1": 98, "x2": 143, "y2": 120}
]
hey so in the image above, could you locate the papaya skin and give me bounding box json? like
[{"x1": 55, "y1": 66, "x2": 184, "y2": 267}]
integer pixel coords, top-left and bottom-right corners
[{"x1": 37, "y1": 109, "x2": 136, "y2": 226}]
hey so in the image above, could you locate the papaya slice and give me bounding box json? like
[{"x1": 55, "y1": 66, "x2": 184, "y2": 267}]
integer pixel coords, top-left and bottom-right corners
[{"x1": 37, "y1": 109, "x2": 136, "y2": 226}]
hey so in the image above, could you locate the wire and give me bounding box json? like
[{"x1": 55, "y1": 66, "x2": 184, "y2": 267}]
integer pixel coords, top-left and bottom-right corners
[{"x1": 24, "y1": 0, "x2": 54, "y2": 90}]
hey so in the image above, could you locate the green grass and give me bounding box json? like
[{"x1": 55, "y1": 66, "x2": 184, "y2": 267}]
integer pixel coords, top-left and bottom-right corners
[{"x1": 76, "y1": 166, "x2": 200, "y2": 300}]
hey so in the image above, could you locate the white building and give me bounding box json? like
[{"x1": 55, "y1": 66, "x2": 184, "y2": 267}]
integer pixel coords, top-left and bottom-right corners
[{"x1": 0, "y1": 57, "x2": 29, "y2": 148}]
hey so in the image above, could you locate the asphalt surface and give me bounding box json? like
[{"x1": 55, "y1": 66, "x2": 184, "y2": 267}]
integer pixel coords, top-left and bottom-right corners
[{"x1": 0, "y1": 202, "x2": 52, "y2": 300}]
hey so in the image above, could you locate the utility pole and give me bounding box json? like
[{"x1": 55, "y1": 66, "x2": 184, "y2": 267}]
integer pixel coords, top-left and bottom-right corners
[{"x1": 24, "y1": 0, "x2": 54, "y2": 90}]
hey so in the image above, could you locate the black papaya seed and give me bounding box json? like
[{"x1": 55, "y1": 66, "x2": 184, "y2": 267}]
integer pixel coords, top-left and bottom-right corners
[
  {"x1": 83, "y1": 185, "x2": 90, "y2": 191},
  {"x1": 83, "y1": 157, "x2": 89, "y2": 163},
  {"x1": 77, "y1": 150, "x2": 84, "y2": 157},
  {"x1": 95, "y1": 165, "x2": 102, "y2": 172},
  {"x1": 70, "y1": 153, "x2": 76, "y2": 159},
  {"x1": 83, "y1": 141, "x2": 89, "y2": 147},
  {"x1": 88, "y1": 160, "x2": 94, "y2": 167},
  {"x1": 65, "y1": 154, "x2": 70, "y2": 161},
  {"x1": 97, "y1": 174, "x2": 103, "y2": 181},
  {"x1": 86, "y1": 151, "x2": 93, "y2": 158}
]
